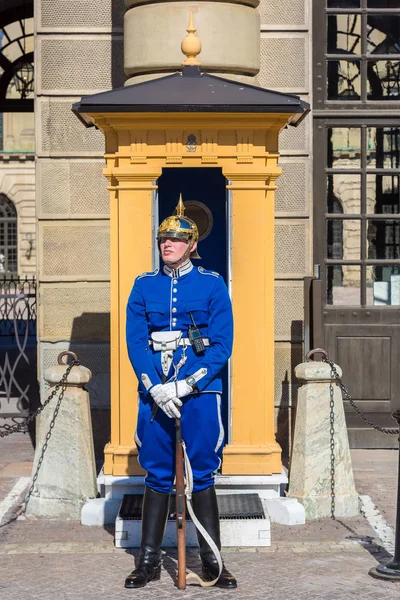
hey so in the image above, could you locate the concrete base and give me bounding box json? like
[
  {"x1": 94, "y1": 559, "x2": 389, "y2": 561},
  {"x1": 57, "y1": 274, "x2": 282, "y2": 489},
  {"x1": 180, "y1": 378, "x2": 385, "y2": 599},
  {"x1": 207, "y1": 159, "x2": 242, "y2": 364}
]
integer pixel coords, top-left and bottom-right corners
[
  {"x1": 289, "y1": 494, "x2": 360, "y2": 521},
  {"x1": 115, "y1": 515, "x2": 271, "y2": 549},
  {"x1": 215, "y1": 473, "x2": 305, "y2": 525},
  {"x1": 81, "y1": 468, "x2": 305, "y2": 527},
  {"x1": 28, "y1": 496, "x2": 84, "y2": 520},
  {"x1": 26, "y1": 371, "x2": 98, "y2": 521},
  {"x1": 263, "y1": 497, "x2": 305, "y2": 525},
  {"x1": 289, "y1": 362, "x2": 360, "y2": 521},
  {"x1": 81, "y1": 498, "x2": 122, "y2": 526},
  {"x1": 215, "y1": 473, "x2": 287, "y2": 499}
]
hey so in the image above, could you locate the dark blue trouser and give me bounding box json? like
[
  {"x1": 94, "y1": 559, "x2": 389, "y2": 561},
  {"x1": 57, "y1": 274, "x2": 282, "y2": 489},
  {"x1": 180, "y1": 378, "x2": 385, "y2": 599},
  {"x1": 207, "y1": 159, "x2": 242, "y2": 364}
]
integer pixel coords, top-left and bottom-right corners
[{"x1": 134, "y1": 393, "x2": 224, "y2": 494}]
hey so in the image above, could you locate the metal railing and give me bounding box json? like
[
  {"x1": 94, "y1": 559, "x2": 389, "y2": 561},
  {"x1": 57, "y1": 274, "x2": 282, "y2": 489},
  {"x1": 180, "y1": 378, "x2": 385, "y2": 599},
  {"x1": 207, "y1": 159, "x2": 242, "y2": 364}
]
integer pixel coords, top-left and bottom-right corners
[
  {"x1": 0, "y1": 275, "x2": 36, "y2": 337},
  {"x1": 0, "y1": 275, "x2": 37, "y2": 422}
]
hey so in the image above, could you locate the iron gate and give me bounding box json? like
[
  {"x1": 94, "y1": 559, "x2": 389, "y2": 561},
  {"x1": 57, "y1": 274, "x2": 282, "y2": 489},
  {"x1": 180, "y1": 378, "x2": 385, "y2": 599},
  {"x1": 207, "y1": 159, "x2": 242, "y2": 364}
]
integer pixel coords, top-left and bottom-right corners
[{"x1": 0, "y1": 275, "x2": 38, "y2": 427}]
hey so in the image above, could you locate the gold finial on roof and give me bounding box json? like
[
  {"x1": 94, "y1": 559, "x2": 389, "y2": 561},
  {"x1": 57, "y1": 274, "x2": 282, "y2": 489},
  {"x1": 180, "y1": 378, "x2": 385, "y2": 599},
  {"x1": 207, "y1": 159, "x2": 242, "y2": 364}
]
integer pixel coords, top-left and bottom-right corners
[
  {"x1": 181, "y1": 11, "x2": 201, "y2": 66},
  {"x1": 175, "y1": 194, "x2": 185, "y2": 217}
]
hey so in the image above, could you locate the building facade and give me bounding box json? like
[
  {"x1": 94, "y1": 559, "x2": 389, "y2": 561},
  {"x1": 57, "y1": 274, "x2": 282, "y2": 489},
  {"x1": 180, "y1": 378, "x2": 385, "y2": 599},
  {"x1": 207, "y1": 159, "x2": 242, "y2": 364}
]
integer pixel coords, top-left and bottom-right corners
[
  {"x1": 0, "y1": 0, "x2": 394, "y2": 461},
  {"x1": 313, "y1": 0, "x2": 400, "y2": 447},
  {"x1": 32, "y1": 0, "x2": 312, "y2": 462},
  {"x1": 0, "y1": 3, "x2": 35, "y2": 276}
]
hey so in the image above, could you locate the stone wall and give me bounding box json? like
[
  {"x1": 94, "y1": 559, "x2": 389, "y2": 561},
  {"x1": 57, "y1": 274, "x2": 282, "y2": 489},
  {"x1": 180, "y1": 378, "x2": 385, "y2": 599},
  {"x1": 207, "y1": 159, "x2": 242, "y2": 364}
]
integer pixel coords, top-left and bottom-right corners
[
  {"x1": 0, "y1": 159, "x2": 36, "y2": 275},
  {"x1": 257, "y1": 0, "x2": 313, "y2": 457},
  {"x1": 35, "y1": 0, "x2": 313, "y2": 459},
  {"x1": 35, "y1": 0, "x2": 126, "y2": 457},
  {"x1": 124, "y1": 0, "x2": 260, "y2": 84},
  {"x1": 124, "y1": 1, "x2": 313, "y2": 456}
]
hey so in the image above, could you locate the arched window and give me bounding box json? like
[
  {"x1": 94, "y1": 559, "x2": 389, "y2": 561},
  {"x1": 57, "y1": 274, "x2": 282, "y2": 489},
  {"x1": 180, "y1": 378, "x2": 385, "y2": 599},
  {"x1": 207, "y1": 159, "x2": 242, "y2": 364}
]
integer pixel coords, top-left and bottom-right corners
[
  {"x1": 0, "y1": 2, "x2": 34, "y2": 153},
  {"x1": 0, "y1": 1, "x2": 34, "y2": 111},
  {"x1": 0, "y1": 194, "x2": 17, "y2": 274}
]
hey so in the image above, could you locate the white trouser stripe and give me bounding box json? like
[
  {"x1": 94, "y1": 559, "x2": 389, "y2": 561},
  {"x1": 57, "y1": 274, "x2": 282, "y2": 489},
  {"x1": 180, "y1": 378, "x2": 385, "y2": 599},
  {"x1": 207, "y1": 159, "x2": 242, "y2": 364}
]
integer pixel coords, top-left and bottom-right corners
[
  {"x1": 214, "y1": 394, "x2": 224, "y2": 452},
  {"x1": 134, "y1": 394, "x2": 142, "y2": 447}
]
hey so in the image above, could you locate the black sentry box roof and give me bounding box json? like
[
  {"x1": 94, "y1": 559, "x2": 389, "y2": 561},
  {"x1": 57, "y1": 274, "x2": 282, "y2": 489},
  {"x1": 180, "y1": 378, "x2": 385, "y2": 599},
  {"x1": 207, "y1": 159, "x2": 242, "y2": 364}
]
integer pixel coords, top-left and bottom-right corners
[{"x1": 72, "y1": 67, "x2": 310, "y2": 126}]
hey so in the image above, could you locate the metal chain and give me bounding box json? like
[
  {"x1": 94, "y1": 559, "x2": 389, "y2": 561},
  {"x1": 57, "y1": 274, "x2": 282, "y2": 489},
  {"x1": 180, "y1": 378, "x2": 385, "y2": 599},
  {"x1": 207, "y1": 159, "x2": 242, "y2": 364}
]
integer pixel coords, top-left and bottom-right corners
[
  {"x1": 0, "y1": 358, "x2": 78, "y2": 525},
  {"x1": 329, "y1": 375, "x2": 335, "y2": 520},
  {"x1": 22, "y1": 372, "x2": 70, "y2": 512},
  {"x1": 322, "y1": 355, "x2": 399, "y2": 436},
  {"x1": 307, "y1": 348, "x2": 399, "y2": 521},
  {"x1": 0, "y1": 360, "x2": 77, "y2": 438}
]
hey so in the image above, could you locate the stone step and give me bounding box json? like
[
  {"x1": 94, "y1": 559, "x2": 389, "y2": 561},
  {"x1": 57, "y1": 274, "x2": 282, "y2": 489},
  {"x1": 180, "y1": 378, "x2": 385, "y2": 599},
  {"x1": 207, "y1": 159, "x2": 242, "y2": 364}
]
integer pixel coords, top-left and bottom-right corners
[{"x1": 115, "y1": 493, "x2": 271, "y2": 548}]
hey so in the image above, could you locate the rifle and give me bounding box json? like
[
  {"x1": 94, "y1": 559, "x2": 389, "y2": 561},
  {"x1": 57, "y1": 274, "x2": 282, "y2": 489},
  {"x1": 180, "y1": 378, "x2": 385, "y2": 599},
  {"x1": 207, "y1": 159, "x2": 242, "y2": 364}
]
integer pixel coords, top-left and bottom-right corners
[
  {"x1": 151, "y1": 388, "x2": 220, "y2": 588},
  {"x1": 175, "y1": 418, "x2": 186, "y2": 590}
]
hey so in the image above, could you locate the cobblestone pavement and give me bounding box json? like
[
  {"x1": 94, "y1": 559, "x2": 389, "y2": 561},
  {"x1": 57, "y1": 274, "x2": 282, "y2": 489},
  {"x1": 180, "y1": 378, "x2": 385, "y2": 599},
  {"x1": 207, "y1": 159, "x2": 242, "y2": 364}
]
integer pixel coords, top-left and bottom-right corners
[
  {"x1": 0, "y1": 537, "x2": 399, "y2": 599},
  {"x1": 0, "y1": 435, "x2": 399, "y2": 598},
  {"x1": 352, "y1": 449, "x2": 399, "y2": 529}
]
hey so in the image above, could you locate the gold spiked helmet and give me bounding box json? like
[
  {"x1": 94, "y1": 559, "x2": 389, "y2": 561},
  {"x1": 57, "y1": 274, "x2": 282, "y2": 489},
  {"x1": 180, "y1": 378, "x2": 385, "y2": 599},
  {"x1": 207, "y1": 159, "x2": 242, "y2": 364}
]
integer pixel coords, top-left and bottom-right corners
[{"x1": 157, "y1": 195, "x2": 201, "y2": 259}]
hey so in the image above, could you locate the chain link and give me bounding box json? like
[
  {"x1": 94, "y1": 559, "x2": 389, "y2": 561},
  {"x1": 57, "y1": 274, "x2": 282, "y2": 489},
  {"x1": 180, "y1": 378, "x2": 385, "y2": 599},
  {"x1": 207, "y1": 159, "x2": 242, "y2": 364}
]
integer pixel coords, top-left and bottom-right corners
[
  {"x1": 0, "y1": 360, "x2": 77, "y2": 438},
  {"x1": 329, "y1": 374, "x2": 335, "y2": 520},
  {"x1": 322, "y1": 355, "x2": 399, "y2": 436},
  {"x1": 309, "y1": 351, "x2": 400, "y2": 521}
]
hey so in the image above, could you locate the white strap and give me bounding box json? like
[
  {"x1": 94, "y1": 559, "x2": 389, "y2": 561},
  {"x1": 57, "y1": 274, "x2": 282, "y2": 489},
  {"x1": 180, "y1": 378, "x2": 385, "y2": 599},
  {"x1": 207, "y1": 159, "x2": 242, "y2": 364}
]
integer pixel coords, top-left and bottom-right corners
[
  {"x1": 161, "y1": 350, "x2": 173, "y2": 377},
  {"x1": 149, "y1": 338, "x2": 210, "y2": 348},
  {"x1": 180, "y1": 338, "x2": 210, "y2": 347},
  {"x1": 182, "y1": 441, "x2": 223, "y2": 588}
]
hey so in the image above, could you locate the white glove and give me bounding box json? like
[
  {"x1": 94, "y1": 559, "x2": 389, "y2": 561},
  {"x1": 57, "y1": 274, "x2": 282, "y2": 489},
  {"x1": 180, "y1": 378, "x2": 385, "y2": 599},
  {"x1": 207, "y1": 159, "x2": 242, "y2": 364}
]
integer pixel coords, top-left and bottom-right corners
[
  {"x1": 162, "y1": 380, "x2": 193, "y2": 399},
  {"x1": 150, "y1": 384, "x2": 182, "y2": 419}
]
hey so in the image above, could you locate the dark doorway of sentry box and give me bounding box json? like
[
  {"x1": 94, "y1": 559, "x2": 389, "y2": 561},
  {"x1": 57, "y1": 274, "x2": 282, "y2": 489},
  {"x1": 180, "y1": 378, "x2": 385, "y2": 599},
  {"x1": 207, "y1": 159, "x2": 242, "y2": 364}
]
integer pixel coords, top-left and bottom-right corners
[
  {"x1": 157, "y1": 167, "x2": 230, "y2": 444},
  {"x1": 157, "y1": 168, "x2": 228, "y2": 278}
]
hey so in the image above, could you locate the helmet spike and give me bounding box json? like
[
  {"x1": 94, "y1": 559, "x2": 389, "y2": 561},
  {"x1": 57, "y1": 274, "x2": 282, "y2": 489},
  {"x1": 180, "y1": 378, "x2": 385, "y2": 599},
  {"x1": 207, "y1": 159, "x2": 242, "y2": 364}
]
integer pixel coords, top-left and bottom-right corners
[
  {"x1": 157, "y1": 194, "x2": 201, "y2": 258},
  {"x1": 175, "y1": 194, "x2": 185, "y2": 217}
]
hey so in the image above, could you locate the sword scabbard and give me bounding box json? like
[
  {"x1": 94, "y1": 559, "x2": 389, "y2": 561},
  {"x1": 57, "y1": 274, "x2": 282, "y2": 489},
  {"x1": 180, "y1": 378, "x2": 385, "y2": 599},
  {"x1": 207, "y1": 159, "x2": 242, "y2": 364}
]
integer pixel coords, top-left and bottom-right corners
[{"x1": 175, "y1": 419, "x2": 186, "y2": 590}]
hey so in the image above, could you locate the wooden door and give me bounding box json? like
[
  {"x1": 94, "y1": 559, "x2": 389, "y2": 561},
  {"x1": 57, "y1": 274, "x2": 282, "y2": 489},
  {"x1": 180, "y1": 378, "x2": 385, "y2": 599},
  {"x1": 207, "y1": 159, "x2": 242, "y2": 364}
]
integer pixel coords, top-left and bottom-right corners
[
  {"x1": 312, "y1": 121, "x2": 400, "y2": 448},
  {"x1": 311, "y1": 2, "x2": 400, "y2": 447}
]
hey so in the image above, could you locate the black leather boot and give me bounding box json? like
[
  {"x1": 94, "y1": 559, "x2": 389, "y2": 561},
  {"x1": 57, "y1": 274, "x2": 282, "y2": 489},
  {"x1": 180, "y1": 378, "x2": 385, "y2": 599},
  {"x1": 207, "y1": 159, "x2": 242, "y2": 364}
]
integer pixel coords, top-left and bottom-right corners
[
  {"x1": 192, "y1": 486, "x2": 237, "y2": 589},
  {"x1": 124, "y1": 487, "x2": 170, "y2": 589}
]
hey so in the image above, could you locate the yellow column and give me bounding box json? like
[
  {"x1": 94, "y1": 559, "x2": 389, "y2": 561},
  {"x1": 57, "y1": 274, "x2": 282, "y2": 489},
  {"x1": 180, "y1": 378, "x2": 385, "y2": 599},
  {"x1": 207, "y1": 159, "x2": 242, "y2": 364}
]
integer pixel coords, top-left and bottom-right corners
[
  {"x1": 222, "y1": 166, "x2": 282, "y2": 475},
  {"x1": 104, "y1": 166, "x2": 162, "y2": 476}
]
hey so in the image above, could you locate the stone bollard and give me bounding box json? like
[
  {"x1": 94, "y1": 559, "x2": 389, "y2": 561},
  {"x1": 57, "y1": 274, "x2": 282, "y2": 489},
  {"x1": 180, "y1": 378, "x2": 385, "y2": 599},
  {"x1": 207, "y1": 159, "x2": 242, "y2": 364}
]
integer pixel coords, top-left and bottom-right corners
[
  {"x1": 26, "y1": 353, "x2": 98, "y2": 519},
  {"x1": 287, "y1": 357, "x2": 360, "y2": 520}
]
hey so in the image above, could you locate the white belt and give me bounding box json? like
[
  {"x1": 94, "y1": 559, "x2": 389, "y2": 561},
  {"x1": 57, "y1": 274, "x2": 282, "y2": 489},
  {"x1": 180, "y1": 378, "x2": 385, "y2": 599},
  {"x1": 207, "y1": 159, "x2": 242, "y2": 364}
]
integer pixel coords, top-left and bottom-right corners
[
  {"x1": 149, "y1": 337, "x2": 210, "y2": 349},
  {"x1": 149, "y1": 332, "x2": 209, "y2": 377}
]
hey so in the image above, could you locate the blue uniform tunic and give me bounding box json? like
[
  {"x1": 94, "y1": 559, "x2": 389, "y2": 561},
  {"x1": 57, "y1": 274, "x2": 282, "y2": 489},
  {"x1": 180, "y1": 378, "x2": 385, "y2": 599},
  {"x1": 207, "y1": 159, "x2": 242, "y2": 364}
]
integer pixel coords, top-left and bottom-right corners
[{"x1": 126, "y1": 260, "x2": 233, "y2": 493}]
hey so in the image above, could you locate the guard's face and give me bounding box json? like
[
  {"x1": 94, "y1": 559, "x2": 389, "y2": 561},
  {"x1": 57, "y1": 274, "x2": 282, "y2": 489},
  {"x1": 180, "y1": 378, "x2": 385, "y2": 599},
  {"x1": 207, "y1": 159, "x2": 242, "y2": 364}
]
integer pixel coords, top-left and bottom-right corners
[{"x1": 159, "y1": 236, "x2": 197, "y2": 266}]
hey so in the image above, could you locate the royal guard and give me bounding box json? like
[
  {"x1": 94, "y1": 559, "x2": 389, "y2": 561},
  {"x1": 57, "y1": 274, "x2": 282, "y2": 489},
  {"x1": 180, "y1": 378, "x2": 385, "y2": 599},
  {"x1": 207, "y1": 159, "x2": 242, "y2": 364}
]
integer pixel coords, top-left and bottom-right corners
[{"x1": 124, "y1": 196, "x2": 237, "y2": 589}]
